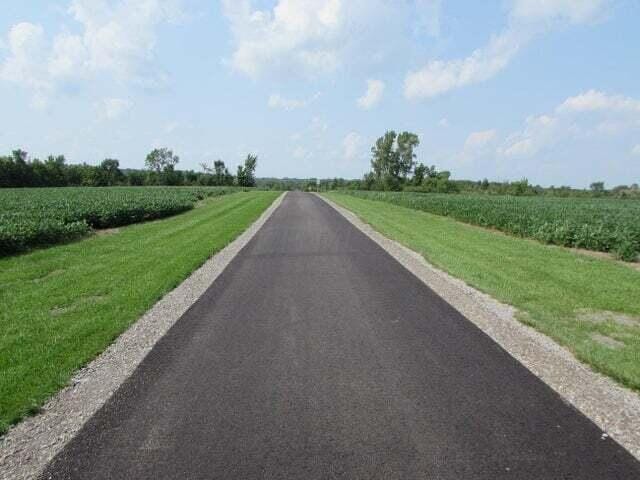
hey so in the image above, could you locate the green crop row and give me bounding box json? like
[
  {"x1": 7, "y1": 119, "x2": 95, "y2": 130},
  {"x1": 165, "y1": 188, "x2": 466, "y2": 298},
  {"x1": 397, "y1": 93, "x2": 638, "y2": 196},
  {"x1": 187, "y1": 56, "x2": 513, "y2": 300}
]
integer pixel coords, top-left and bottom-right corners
[
  {"x1": 0, "y1": 186, "x2": 241, "y2": 256},
  {"x1": 339, "y1": 191, "x2": 640, "y2": 261}
]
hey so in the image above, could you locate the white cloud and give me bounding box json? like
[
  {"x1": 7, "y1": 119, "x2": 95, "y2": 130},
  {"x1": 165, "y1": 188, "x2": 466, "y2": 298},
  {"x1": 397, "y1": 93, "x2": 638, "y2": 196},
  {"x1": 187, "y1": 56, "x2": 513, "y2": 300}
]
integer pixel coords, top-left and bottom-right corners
[
  {"x1": 632, "y1": 145, "x2": 640, "y2": 157},
  {"x1": 404, "y1": 0, "x2": 609, "y2": 100},
  {"x1": 0, "y1": 0, "x2": 184, "y2": 107},
  {"x1": 268, "y1": 92, "x2": 320, "y2": 110},
  {"x1": 438, "y1": 118, "x2": 449, "y2": 127},
  {"x1": 501, "y1": 90, "x2": 640, "y2": 158},
  {"x1": 222, "y1": 0, "x2": 424, "y2": 78},
  {"x1": 557, "y1": 90, "x2": 640, "y2": 114},
  {"x1": 98, "y1": 98, "x2": 132, "y2": 120},
  {"x1": 357, "y1": 79, "x2": 385, "y2": 109},
  {"x1": 222, "y1": 0, "x2": 346, "y2": 77},
  {"x1": 405, "y1": 29, "x2": 525, "y2": 100},
  {"x1": 0, "y1": 23, "x2": 52, "y2": 108},
  {"x1": 342, "y1": 132, "x2": 363, "y2": 161},
  {"x1": 500, "y1": 115, "x2": 559, "y2": 157}
]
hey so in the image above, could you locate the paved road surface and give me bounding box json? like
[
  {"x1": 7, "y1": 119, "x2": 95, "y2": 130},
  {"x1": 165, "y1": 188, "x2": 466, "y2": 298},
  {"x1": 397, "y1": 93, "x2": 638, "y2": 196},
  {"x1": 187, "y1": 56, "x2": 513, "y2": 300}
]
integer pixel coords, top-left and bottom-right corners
[{"x1": 44, "y1": 192, "x2": 640, "y2": 479}]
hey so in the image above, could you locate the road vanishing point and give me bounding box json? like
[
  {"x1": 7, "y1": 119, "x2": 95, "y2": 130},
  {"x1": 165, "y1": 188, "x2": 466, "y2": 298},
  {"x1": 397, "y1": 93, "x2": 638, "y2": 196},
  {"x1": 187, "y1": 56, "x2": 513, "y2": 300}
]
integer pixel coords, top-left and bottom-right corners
[{"x1": 43, "y1": 192, "x2": 640, "y2": 479}]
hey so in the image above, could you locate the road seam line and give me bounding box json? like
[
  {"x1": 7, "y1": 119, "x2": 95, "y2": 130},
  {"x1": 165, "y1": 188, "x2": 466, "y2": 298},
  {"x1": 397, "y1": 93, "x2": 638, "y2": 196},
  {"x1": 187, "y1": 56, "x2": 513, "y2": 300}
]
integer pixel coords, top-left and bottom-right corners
[
  {"x1": 316, "y1": 192, "x2": 640, "y2": 461},
  {"x1": 0, "y1": 192, "x2": 286, "y2": 480}
]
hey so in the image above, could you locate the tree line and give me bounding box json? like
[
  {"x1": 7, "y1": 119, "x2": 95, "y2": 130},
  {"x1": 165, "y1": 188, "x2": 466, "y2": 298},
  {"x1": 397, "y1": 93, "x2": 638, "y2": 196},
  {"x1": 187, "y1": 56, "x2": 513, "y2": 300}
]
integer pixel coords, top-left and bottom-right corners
[
  {"x1": 0, "y1": 148, "x2": 258, "y2": 188},
  {"x1": 316, "y1": 130, "x2": 639, "y2": 198}
]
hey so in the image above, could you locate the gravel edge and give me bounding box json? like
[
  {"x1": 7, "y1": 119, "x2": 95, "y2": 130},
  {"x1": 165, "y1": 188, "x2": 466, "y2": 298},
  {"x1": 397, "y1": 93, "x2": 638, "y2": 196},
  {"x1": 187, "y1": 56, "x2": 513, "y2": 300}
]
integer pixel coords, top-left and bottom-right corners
[
  {"x1": 0, "y1": 192, "x2": 286, "y2": 480},
  {"x1": 317, "y1": 193, "x2": 640, "y2": 461}
]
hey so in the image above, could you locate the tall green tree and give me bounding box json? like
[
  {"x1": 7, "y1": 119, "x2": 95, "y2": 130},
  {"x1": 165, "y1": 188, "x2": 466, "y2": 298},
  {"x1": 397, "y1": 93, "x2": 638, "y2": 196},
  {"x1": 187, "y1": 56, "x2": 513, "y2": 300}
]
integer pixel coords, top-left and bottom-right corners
[
  {"x1": 145, "y1": 148, "x2": 179, "y2": 173},
  {"x1": 237, "y1": 154, "x2": 257, "y2": 187},
  {"x1": 369, "y1": 131, "x2": 420, "y2": 190},
  {"x1": 98, "y1": 158, "x2": 123, "y2": 186},
  {"x1": 371, "y1": 131, "x2": 398, "y2": 179},
  {"x1": 396, "y1": 132, "x2": 420, "y2": 179}
]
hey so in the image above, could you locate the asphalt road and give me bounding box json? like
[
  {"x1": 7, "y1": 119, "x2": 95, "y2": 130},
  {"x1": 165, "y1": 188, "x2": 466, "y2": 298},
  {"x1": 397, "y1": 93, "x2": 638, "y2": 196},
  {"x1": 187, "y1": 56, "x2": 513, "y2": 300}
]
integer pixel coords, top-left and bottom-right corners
[{"x1": 43, "y1": 192, "x2": 640, "y2": 479}]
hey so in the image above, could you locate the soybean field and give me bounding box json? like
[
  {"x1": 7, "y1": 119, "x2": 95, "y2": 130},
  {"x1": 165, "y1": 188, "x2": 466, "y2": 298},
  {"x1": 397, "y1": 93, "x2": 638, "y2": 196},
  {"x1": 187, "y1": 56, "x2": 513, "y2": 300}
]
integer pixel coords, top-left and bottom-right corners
[
  {"x1": 0, "y1": 186, "x2": 240, "y2": 256},
  {"x1": 339, "y1": 191, "x2": 640, "y2": 261}
]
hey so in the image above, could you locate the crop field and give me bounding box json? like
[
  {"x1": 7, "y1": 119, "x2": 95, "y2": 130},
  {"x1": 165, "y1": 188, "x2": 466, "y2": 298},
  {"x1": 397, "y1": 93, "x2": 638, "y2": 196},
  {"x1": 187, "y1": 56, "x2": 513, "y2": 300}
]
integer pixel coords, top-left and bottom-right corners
[
  {"x1": 340, "y1": 191, "x2": 640, "y2": 261},
  {"x1": 0, "y1": 186, "x2": 241, "y2": 256}
]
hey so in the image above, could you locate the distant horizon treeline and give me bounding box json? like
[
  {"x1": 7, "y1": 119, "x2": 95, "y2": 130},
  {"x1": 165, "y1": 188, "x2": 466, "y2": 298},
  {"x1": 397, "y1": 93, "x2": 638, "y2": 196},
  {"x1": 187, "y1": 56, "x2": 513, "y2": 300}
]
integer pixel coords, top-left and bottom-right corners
[
  {"x1": 0, "y1": 149, "x2": 258, "y2": 188},
  {"x1": 326, "y1": 130, "x2": 640, "y2": 199},
  {"x1": 1, "y1": 146, "x2": 639, "y2": 198}
]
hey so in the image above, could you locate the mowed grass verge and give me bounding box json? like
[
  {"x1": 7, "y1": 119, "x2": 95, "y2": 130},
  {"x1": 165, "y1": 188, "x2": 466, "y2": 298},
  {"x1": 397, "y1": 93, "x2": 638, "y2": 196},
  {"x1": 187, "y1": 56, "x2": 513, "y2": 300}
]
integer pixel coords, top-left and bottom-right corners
[
  {"x1": 0, "y1": 191, "x2": 279, "y2": 434},
  {"x1": 325, "y1": 193, "x2": 640, "y2": 392}
]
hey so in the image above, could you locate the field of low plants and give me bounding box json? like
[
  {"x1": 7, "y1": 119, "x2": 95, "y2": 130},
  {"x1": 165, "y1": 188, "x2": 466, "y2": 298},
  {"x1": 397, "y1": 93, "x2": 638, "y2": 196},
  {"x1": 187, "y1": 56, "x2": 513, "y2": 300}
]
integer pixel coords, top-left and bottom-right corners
[
  {"x1": 0, "y1": 186, "x2": 240, "y2": 256},
  {"x1": 341, "y1": 191, "x2": 640, "y2": 261}
]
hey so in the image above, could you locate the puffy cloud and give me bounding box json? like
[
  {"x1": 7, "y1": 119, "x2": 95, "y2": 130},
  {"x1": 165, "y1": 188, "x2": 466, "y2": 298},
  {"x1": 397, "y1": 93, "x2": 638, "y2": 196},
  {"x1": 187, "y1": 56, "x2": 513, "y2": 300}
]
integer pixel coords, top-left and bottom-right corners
[
  {"x1": 500, "y1": 115, "x2": 558, "y2": 157},
  {"x1": 556, "y1": 90, "x2": 640, "y2": 114},
  {"x1": 404, "y1": 0, "x2": 609, "y2": 100},
  {"x1": 342, "y1": 132, "x2": 363, "y2": 161},
  {"x1": 356, "y1": 79, "x2": 385, "y2": 109},
  {"x1": 222, "y1": 0, "x2": 346, "y2": 77},
  {"x1": 222, "y1": 0, "x2": 428, "y2": 78},
  {"x1": 632, "y1": 145, "x2": 640, "y2": 157},
  {"x1": 438, "y1": 118, "x2": 449, "y2": 127},
  {"x1": 405, "y1": 29, "x2": 525, "y2": 99},
  {"x1": 0, "y1": 23, "x2": 52, "y2": 107},
  {"x1": 268, "y1": 92, "x2": 320, "y2": 110},
  {"x1": 500, "y1": 90, "x2": 640, "y2": 158},
  {"x1": 0, "y1": 0, "x2": 184, "y2": 107}
]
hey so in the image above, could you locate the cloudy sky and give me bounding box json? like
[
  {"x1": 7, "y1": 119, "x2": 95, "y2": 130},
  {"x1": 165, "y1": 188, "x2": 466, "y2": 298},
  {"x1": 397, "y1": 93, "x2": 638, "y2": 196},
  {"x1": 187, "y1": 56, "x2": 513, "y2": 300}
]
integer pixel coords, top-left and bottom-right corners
[{"x1": 1, "y1": 0, "x2": 639, "y2": 186}]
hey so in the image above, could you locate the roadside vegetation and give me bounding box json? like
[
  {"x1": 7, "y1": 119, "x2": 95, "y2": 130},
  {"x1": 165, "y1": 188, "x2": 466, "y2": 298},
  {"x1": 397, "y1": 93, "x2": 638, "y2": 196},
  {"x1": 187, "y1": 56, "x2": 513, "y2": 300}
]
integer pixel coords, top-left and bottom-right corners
[
  {"x1": 325, "y1": 193, "x2": 640, "y2": 392},
  {"x1": 0, "y1": 186, "x2": 241, "y2": 256},
  {"x1": 338, "y1": 191, "x2": 640, "y2": 261},
  {"x1": 0, "y1": 190, "x2": 279, "y2": 435}
]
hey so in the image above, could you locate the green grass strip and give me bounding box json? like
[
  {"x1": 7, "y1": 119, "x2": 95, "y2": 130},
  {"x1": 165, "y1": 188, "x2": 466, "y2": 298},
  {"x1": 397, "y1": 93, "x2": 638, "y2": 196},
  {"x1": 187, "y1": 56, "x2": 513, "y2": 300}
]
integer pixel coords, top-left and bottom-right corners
[
  {"x1": 325, "y1": 193, "x2": 640, "y2": 392},
  {"x1": 0, "y1": 191, "x2": 279, "y2": 434}
]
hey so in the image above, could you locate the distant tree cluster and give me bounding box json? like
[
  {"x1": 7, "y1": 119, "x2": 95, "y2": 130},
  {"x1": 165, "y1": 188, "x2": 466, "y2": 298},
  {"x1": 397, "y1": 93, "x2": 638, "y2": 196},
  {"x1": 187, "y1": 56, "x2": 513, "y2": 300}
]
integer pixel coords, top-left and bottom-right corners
[
  {"x1": 341, "y1": 131, "x2": 640, "y2": 198},
  {"x1": 356, "y1": 130, "x2": 457, "y2": 193},
  {"x1": 0, "y1": 149, "x2": 258, "y2": 188}
]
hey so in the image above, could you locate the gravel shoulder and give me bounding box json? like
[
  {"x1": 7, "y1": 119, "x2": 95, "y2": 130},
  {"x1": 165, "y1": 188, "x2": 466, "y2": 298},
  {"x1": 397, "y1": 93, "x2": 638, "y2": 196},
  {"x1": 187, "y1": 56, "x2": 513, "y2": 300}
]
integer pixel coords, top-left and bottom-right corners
[
  {"x1": 318, "y1": 193, "x2": 640, "y2": 461},
  {"x1": 0, "y1": 193, "x2": 285, "y2": 480}
]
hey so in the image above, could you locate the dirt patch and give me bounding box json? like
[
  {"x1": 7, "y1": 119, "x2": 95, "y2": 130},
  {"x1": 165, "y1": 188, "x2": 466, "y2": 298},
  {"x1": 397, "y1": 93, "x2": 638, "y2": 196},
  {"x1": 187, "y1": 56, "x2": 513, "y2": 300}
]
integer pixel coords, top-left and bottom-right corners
[
  {"x1": 50, "y1": 306, "x2": 74, "y2": 317},
  {"x1": 94, "y1": 227, "x2": 121, "y2": 236},
  {"x1": 49, "y1": 295, "x2": 108, "y2": 318},
  {"x1": 577, "y1": 309, "x2": 640, "y2": 328},
  {"x1": 591, "y1": 333, "x2": 626, "y2": 349}
]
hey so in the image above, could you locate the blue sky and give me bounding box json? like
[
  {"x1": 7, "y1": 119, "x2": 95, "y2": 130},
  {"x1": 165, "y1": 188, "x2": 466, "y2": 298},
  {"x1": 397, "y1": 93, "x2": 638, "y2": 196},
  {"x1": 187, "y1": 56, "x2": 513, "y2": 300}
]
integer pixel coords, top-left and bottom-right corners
[{"x1": 0, "y1": 0, "x2": 639, "y2": 187}]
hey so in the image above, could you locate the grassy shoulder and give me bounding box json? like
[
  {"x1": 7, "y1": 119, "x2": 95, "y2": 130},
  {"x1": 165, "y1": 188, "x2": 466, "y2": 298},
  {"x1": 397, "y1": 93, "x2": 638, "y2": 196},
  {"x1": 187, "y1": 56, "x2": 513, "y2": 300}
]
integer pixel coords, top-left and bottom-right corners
[
  {"x1": 325, "y1": 192, "x2": 640, "y2": 392},
  {"x1": 0, "y1": 191, "x2": 279, "y2": 434}
]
